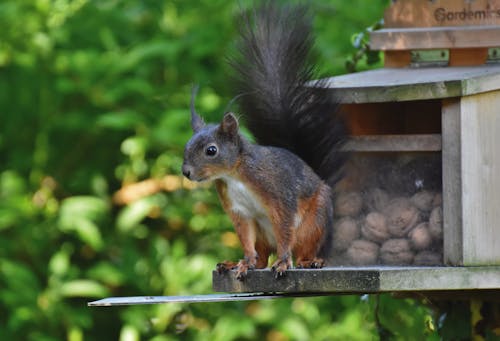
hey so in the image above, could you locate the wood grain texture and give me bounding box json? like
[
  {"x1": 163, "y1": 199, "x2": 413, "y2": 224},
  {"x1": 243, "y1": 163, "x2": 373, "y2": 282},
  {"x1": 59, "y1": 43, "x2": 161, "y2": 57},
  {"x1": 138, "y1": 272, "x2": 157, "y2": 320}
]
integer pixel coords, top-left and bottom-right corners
[
  {"x1": 342, "y1": 134, "x2": 442, "y2": 152},
  {"x1": 341, "y1": 101, "x2": 442, "y2": 135},
  {"x1": 442, "y1": 98, "x2": 463, "y2": 265},
  {"x1": 213, "y1": 266, "x2": 500, "y2": 293},
  {"x1": 322, "y1": 65, "x2": 500, "y2": 103},
  {"x1": 384, "y1": 50, "x2": 411, "y2": 68},
  {"x1": 460, "y1": 90, "x2": 500, "y2": 265},
  {"x1": 371, "y1": 26, "x2": 500, "y2": 51},
  {"x1": 449, "y1": 48, "x2": 489, "y2": 66},
  {"x1": 384, "y1": 0, "x2": 500, "y2": 28}
]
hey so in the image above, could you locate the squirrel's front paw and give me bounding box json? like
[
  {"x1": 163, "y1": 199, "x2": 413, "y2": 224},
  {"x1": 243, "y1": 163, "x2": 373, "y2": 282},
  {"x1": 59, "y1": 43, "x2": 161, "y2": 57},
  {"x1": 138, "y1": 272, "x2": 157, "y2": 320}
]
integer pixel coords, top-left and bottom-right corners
[
  {"x1": 234, "y1": 257, "x2": 257, "y2": 281},
  {"x1": 271, "y1": 257, "x2": 292, "y2": 279},
  {"x1": 216, "y1": 261, "x2": 238, "y2": 274}
]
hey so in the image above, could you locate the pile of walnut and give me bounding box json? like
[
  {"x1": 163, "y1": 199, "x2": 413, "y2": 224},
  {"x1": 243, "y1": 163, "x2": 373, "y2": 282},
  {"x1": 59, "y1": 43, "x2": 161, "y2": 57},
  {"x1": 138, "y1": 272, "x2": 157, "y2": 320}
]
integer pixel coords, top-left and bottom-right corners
[{"x1": 330, "y1": 188, "x2": 443, "y2": 266}]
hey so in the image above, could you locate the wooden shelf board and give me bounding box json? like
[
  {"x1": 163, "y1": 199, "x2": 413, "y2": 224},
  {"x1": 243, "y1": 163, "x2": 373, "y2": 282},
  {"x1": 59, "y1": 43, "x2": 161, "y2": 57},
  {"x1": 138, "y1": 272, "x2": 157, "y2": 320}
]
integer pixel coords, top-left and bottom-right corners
[
  {"x1": 320, "y1": 65, "x2": 500, "y2": 103},
  {"x1": 213, "y1": 266, "x2": 500, "y2": 294},
  {"x1": 342, "y1": 134, "x2": 442, "y2": 152},
  {"x1": 87, "y1": 266, "x2": 500, "y2": 306},
  {"x1": 371, "y1": 25, "x2": 500, "y2": 51}
]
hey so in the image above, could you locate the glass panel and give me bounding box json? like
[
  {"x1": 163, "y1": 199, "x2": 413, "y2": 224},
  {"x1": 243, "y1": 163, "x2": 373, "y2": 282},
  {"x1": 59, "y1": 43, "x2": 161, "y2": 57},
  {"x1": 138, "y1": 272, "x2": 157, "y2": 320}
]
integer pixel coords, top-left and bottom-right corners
[{"x1": 328, "y1": 152, "x2": 443, "y2": 266}]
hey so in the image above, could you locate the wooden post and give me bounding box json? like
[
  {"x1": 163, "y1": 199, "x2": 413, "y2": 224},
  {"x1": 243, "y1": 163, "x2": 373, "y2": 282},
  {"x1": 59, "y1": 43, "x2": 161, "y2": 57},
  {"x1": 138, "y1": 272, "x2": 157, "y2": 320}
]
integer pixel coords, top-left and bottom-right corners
[
  {"x1": 442, "y1": 98, "x2": 463, "y2": 265},
  {"x1": 460, "y1": 90, "x2": 500, "y2": 265}
]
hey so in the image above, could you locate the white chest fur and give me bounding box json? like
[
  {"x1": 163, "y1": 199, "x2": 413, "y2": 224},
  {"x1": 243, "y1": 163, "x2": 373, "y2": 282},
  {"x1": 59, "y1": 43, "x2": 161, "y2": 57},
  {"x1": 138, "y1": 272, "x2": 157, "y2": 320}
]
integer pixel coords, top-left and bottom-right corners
[{"x1": 222, "y1": 176, "x2": 275, "y2": 246}]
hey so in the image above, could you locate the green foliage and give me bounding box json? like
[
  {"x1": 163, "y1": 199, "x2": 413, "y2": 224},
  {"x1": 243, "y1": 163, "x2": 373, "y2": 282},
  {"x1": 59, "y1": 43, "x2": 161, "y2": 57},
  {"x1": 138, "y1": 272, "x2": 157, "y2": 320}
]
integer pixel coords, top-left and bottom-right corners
[
  {"x1": 437, "y1": 302, "x2": 471, "y2": 340},
  {"x1": 371, "y1": 295, "x2": 439, "y2": 340},
  {"x1": 0, "y1": 0, "x2": 444, "y2": 340},
  {"x1": 345, "y1": 19, "x2": 384, "y2": 73}
]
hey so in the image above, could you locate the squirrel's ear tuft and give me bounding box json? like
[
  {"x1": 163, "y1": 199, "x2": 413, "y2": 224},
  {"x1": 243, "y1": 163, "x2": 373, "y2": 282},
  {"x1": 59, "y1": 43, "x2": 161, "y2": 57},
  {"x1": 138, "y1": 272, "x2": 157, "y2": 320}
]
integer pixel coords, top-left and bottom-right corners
[
  {"x1": 191, "y1": 111, "x2": 205, "y2": 133},
  {"x1": 190, "y1": 85, "x2": 205, "y2": 132},
  {"x1": 219, "y1": 112, "x2": 239, "y2": 136}
]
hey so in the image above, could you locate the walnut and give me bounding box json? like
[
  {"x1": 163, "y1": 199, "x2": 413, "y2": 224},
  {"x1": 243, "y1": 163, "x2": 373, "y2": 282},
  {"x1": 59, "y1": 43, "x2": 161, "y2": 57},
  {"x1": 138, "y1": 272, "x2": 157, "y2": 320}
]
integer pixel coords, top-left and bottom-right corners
[
  {"x1": 413, "y1": 251, "x2": 442, "y2": 266},
  {"x1": 334, "y1": 191, "x2": 363, "y2": 217},
  {"x1": 364, "y1": 187, "x2": 390, "y2": 213},
  {"x1": 361, "y1": 212, "x2": 390, "y2": 244},
  {"x1": 380, "y1": 239, "x2": 414, "y2": 265},
  {"x1": 411, "y1": 190, "x2": 435, "y2": 212},
  {"x1": 432, "y1": 193, "x2": 443, "y2": 208},
  {"x1": 408, "y1": 223, "x2": 433, "y2": 251},
  {"x1": 429, "y1": 206, "x2": 443, "y2": 241},
  {"x1": 346, "y1": 240, "x2": 379, "y2": 266},
  {"x1": 332, "y1": 217, "x2": 360, "y2": 252},
  {"x1": 383, "y1": 198, "x2": 420, "y2": 237}
]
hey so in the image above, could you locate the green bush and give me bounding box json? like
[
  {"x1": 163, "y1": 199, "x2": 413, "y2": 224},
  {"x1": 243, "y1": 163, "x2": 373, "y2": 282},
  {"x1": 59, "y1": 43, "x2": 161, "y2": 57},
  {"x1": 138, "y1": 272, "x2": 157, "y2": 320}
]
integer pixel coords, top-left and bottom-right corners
[{"x1": 0, "y1": 0, "x2": 440, "y2": 340}]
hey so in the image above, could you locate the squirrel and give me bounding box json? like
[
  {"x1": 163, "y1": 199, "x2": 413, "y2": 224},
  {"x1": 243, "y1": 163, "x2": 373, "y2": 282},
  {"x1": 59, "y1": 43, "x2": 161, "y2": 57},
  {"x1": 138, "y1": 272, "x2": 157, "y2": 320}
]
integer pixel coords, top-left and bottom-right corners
[{"x1": 182, "y1": 1, "x2": 346, "y2": 280}]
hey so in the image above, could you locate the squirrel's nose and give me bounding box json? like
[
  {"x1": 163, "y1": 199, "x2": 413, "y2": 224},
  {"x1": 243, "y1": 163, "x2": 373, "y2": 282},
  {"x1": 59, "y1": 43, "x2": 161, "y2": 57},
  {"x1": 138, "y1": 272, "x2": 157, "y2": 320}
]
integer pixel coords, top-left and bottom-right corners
[{"x1": 182, "y1": 164, "x2": 191, "y2": 179}]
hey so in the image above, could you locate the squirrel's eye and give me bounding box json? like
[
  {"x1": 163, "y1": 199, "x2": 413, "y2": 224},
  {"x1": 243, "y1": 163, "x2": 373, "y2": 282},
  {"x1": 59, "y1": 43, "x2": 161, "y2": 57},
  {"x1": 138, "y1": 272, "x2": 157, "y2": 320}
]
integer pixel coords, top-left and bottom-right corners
[{"x1": 205, "y1": 145, "x2": 218, "y2": 156}]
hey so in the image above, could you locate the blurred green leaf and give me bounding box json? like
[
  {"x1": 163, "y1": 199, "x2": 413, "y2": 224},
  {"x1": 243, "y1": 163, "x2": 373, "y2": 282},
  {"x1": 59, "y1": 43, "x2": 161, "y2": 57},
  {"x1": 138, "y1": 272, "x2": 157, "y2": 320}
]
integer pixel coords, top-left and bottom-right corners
[
  {"x1": 96, "y1": 110, "x2": 144, "y2": 130},
  {"x1": 68, "y1": 326, "x2": 84, "y2": 341},
  {"x1": 86, "y1": 262, "x2": 125, "y2": 287},
  {"x1": 49, "y1": 249, "x2": 71, "y2": 276},
  {"x1": 282, "y1": 316, "x2": 310, "y2": 340},
  {"x1": 373, "y1": 295, "x2": 438, "y2": 340},
  {"x1": 59, "y1": 196, "x2": 109, "y2": 223},
  {"x1": 211, "y1": 315, "x2": 255, "y2": 341},
  {"x1": 60, "y1": 279, "x2": 110, "y2": 298},
  {"x1": 0, "y1": 171, "x2": 27, "y2": 196},
  {"x1": 0, "y1": 260, "x2": 41, "y2": 303},
  {"x1": 119, "y1": 325, "x2": 140, "y2": 341},
  {"x1": 58, "y1": 196, "x2": 108, "y2": 249},
  {"x1": 116, "y1": 195, "x2": 161, "y2": 233},
  {"x1": 110, "y1": 41, "x2": 181, "y2": 75},
  {"x1": 121, "y1": 136, "x2": 148, "y2": 158}
]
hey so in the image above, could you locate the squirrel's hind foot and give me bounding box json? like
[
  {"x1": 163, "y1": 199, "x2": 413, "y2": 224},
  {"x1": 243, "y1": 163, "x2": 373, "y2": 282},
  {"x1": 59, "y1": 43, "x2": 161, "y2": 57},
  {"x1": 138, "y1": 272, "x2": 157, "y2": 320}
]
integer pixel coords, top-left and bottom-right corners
[{"x1": 296, "y1": 258, "x2": 325, "y2": 269}]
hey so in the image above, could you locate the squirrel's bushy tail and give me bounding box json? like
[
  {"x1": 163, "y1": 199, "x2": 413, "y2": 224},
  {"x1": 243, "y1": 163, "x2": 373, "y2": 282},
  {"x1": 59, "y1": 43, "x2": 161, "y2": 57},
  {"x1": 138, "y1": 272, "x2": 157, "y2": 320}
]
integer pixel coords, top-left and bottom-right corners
[{"x1": 229, "y1": 1, "x2": 346, "y2": 184}]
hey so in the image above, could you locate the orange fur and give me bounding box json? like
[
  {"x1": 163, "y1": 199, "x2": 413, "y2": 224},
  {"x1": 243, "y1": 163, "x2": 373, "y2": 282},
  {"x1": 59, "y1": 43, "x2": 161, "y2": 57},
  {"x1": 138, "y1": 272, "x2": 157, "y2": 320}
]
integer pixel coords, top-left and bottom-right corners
[
  {"x1": 216, "y1": 168, "x2": 331, "y2": 278},
  {"x1": 294, "y1": 186, "x2": 330, "y2": 268}
]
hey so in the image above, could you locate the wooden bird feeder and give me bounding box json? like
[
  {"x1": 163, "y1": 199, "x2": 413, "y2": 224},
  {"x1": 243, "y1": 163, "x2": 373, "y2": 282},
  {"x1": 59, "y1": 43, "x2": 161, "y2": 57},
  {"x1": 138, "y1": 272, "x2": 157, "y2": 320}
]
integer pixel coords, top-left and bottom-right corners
[
  {"x1": 91, "y1": 0, "x2": 500, "y2": 307},
  {"x1": 212, "y1": 0, "x2": 500, "y2": 297}
]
